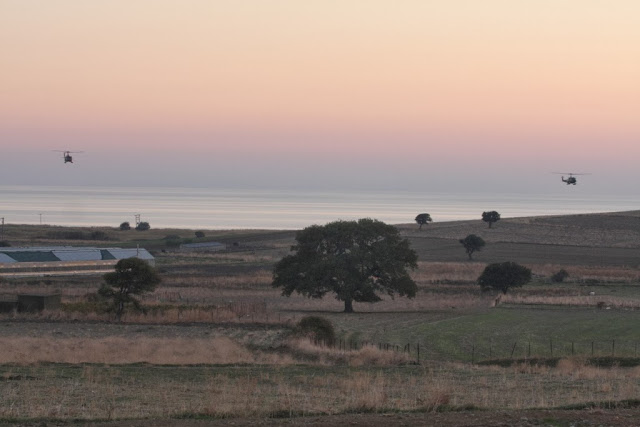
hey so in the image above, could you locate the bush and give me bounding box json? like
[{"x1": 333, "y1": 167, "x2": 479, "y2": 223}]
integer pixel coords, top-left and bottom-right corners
[
  {"x1": 48, "y1": 230, "x2": 86, "y2": 240},
  {"x1": 90, "y1": 230, "x2": 109, "y2": 241},
  {"x1": 195, "y1": 231, "x2": 205, "y2": 238},
  {"x1": 119, "y1": 222, "x2": 131, "y2": 231},
  {"x1": 164, "y1": 235, "x2": 182, "y2": 247},
  {"x1": 551, "y1": 269, "x2": 570, "y2": 283},
  {"x1": 135, "y1": 221, "x2": 150, "y2": 231},
  {"x1": 296, "y1": 316, "x2": 336, "y2": 344},
  {"x1": 0, "y1": 241, "x2": 10, "y2": 247}
]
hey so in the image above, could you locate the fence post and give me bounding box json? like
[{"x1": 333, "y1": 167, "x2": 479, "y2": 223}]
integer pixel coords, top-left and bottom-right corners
[
  {"x1": 591, "y1": 341, "x2": 594, "y2": 357},
  {"x1": 572, "y1": 342, "x2": 574, "y2": 356},
  {"x1": 510, "y1": 342, "x2": 517, "y2": 358},
  {"x1": 417, "y1": 343, "x2": 420, "y2": 364},
  {"x1": 472, "y1": 344, "x2": 475, "y2": 365},
  {"x1": 550, "y1": 338, "x2": 553, "y2": 357},
  {"x1": 612, "y1": 340, "x2": 615, "y2": 357},
  {"x1": 528, "y1": 342, "x2": 531, "y2": 358}
]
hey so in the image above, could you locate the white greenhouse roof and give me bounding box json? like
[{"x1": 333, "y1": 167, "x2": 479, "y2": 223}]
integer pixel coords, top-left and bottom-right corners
[
  {"x1": 0, "y1": 246, "x2": 154, "y2": 263},
  {"x1": 53, "y1": 249, "x2": 104, "y2": 261},
  {"x1": 106, "y1": 248, "x2": 154, "y2": 260}
]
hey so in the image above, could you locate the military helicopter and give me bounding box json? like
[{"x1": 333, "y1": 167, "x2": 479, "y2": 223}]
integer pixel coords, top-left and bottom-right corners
[
  {"x1": 553, "y1": 172, "x2": 589, "y2": 185},
  {"x1": 53, "y1": 150, "x2": 83, "y2": 164}
]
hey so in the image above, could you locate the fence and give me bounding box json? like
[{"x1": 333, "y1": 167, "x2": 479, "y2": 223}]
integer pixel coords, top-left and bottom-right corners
[{"x1": 312, "y1": 337, "x2": 640, "y2": 364}]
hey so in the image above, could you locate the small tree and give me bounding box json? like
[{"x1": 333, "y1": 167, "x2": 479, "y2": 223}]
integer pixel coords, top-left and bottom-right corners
[
  {"x1": 273, "y1": 218, "x2": 418, "y2": 313},
  {"x1": 195, "y1": 231, "x2": 205, "y2": 238},
  {"x1": 482, "y1": 211, "x2": 501, "y2": 228},
  {"x1": 551, "y1": 269, "x2": 569, "y2": 283},
  {"x1": 119, "y1": 222, "x2": 131, "y2": 231},
  {"x1": 414, "y1": 213, "x2": 432, "y2": 230},
  {"x1": 477, "y1": 261, "x2": 531, "y2": 294},
  {"x1": 98, "y1": 258, "x2": 161, "y2": 321},
  {"x1": 459, "y1": 234, "x2": 485, "y2": 260},
  {"x1": 135, "y1": 221, "x2": 151, "y2": 231}
]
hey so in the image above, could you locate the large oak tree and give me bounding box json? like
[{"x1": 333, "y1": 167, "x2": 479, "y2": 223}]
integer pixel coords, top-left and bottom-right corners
[{"x1": 273, "y1": 218, "x2": 418, "y2": 312}]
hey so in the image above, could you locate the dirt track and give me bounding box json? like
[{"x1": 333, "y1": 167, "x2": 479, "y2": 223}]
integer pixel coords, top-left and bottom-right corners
[{"x1": 19, "y1": 408, "x2": 640, "y2": 426}]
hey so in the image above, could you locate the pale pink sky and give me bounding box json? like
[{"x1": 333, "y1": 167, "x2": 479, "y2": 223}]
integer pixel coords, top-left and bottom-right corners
[{"x1": 1, "y1": 1, "x2": 639, "y2": 193}]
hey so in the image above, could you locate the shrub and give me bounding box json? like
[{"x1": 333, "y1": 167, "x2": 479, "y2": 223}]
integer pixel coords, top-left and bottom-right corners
[
  {"x1": 135, "y1": 221, "x2": 151, "y2": 231},
  {"x1": 195, "y1": 231, "x2": 205, "y2": 238},
  {"x1": 0, "y1": 241, "x2": 10, "y2": 247},
  {"x1": 119, "y1": 222, "x2": 131, "y2": 231},
  {"x1": 90, "y1": 230, "x2": 109, "y2": 241},
  {"x1": 165, "y1": 237, "x2": 182, "y2": 247},
  {"x1": 48, "y1": 230, "x2": 86, "y2": 240},
  {"x1": 551, "y1": 269, "x2": 570, "y2": 283},
  {"x1": 296, "y1": 316, "x2": 336, "y2": 344}
]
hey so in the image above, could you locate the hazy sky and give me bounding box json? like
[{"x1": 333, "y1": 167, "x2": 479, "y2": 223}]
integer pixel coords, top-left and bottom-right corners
[{"x1": 2, "y1": 1, "x2": 639, "y2": 194}]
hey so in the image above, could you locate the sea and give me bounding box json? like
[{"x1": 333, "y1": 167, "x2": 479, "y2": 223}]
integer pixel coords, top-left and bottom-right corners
[{"x1": 0, "y1": 185, "x2": 638, "y2": 230}]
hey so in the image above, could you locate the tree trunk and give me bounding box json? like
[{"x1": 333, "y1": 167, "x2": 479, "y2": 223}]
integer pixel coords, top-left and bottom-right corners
[
  {"x1": 344, "y1": 299, "x2": 354, "y2": 313},
  {"x1": 116, "y1": 302, "x2": 124, "y2": 322}
]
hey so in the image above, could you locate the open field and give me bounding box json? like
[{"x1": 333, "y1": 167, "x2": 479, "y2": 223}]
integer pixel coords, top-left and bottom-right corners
[
  {"x1": 1, "y1": 211, "x2": 640, "y2": 424},
  {"x1": 3, "y1": 361, "x2": 640, "y2": 421}
]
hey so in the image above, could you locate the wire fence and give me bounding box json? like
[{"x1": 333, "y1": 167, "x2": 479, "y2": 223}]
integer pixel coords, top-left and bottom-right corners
[{"x1": 314, "y1": 337, "x2": 640, "y2": 364}]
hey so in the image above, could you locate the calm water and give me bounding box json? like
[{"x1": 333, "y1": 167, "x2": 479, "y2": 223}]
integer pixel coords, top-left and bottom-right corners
[{"x1": 0, "y1": 185, "x2": 637, "y2": 230}]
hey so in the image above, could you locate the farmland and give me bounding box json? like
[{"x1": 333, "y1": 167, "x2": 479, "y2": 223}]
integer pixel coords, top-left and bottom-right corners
[{"x1": 1, "y1": 211, "x2": 640, "y2": 425}]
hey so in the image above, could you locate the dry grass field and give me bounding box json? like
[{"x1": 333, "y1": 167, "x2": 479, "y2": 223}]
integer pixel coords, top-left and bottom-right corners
[{"x1": 1, "y1": 211, "x2": 640, "y2": 425}]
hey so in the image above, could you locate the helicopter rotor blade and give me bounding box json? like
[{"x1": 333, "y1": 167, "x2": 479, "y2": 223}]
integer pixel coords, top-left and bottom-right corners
[{"x1": 552, "y1": 172, "x2": 590, "y2": 175}]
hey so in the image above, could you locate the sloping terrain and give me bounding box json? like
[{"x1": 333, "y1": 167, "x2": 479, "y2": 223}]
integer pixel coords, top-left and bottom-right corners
[{"x1": 399, "y1": 211, "x2": 640, "y2": 266}]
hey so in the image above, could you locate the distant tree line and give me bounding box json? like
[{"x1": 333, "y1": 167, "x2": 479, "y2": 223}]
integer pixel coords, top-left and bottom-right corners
[{"x1": 119, "y1": 221, "x2": 151, "y2": 231}]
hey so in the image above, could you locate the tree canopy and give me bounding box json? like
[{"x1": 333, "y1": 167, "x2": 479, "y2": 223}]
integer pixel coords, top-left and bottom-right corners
[
  {"x1": 482, "y1": 211, "x2": 501, "y2": 228},
  {"x1": 272, "y1": 218, "x2": 418, "y2": 312},
  {"x1": 459, "y1": 234, "x2": 485, "y2": 260},
  {"x1": 99, "y1": 257, "x2": 161, "y2": 320},
  {"x1": 414, "y1": 213, "x2": 432, "y2": 230},
  {"x1": 477, "y1": 261, "x2": 531, "y2": 294}
]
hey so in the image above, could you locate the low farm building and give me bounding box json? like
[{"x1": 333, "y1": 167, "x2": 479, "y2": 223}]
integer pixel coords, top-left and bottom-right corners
[
  {"x1": 0, "y1": 294, "x2": 61, "y2": 313},
  {"x1": 0, "y1": 246, "x2": 155, "y2": 277}
]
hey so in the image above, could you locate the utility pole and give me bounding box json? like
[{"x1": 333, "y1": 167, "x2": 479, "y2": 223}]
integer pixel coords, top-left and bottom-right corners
[
  {"x1": 1, "y1": 217, "x2": 4, "y2": 242},
  {"x1": 39, "y1": 213, "x2": 43, "y2": 225},
  {"x1": 134, "y1": 214, "x2": 141, "y2": 227}
]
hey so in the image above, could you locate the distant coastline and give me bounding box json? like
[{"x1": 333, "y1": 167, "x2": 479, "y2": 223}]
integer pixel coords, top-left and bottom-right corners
[{"x1": 1, "y1": 185, "x2": 637, "y2": 230}]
